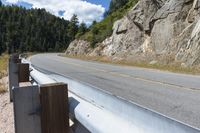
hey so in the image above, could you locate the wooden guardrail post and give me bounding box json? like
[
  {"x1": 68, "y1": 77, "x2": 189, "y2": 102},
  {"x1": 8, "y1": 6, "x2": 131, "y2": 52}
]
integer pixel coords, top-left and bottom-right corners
[
  {"x1": 8, "y1": 54, "x2": 21, "y2": 102},
  {"x1": 40, "y1": 83, "x2": 69, "y2": 133},
  {"x1": 18, "y1": 63, "x2": 30, "y2": 83},
  {"x1": 11, "y1": 56, "x2": 70, "y2": 133},
  {"x1": 13, "y1": 85, "x2": 41, "y2": 133}
]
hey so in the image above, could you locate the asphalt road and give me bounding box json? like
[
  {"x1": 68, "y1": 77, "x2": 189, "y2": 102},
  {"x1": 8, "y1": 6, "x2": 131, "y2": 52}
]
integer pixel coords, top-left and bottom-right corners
[{"x1": 30, "y1": 53, "x2": 200, "y2": 128}]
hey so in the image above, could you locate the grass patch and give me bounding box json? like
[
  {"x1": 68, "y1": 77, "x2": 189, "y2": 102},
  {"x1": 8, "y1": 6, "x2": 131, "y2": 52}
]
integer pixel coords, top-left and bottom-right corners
[
  {"x1": 0, "y1": 84, "x2": 7, "y2": 94},
  {"x1": 0, "y1": 54, "x2": 9, "y2": 93},
  {"x1": 0, "y1": 54, "x2": 9, "y2": 77},
  {"x1": 62, "y1": 55, "x2": 200, "y2": 75}
]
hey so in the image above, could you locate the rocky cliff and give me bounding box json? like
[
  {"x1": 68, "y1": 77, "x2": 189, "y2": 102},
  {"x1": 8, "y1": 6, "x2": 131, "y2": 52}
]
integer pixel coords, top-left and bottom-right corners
[{"x1": 66, "y1": 0, "x2": 200, "y2": 66}]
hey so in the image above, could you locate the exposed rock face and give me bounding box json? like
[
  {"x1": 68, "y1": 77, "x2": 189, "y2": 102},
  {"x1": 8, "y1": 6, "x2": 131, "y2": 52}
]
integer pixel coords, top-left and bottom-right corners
[
  {"x1": 66, "y1": 0, "x2": 200, "y2": 66},
  {"x1": 178, "y1": 19, "x2": 200, "y2": 66},
  {"x1": 65, "y1": 40, "x2": 92, "y2": 55}
]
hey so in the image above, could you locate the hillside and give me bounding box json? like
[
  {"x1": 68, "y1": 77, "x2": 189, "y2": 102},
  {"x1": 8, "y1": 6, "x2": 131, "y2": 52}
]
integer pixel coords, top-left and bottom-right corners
[
  {"x1": 66, "y1": 0, "x2": 200, "y2": 67},
  {"x1": 0, "y1": 3, "x2": 84, "y2": 55},
  {"x1": 77, "y1": 0, "x2": 138, "y2": 48}
]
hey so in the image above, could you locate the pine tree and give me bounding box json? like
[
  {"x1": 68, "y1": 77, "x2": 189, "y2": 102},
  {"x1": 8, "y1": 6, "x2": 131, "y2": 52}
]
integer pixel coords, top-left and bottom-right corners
[
  {"x1": 70, "y1": 14, "x2": 79, "y2": 26},
  {"x1": 79, "y1": 22, "x2": 87, "y2": 33},
  {"x1": 76, "y1": 22, "x2": 87, "y2": 38},
  {"x1": 69, "y1": 14, "x2": 79, "y2": 40}
]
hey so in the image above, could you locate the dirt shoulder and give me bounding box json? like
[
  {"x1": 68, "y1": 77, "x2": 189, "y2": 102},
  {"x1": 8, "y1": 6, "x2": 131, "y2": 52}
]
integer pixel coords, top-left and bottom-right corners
[
  {"x1": 61, "y1": 54, "x2": 200, "y2": 75},
  {"x1": 0, "y1": 92, "x2": 14, "y2": 133},
  {"x1": 0, "y1": 76, "x2": 14, "y2": 133}
]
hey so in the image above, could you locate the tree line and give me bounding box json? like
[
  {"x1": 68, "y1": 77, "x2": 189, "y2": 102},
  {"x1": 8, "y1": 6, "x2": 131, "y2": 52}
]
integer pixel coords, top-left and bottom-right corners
[{"x1": 0, "y1": 1, "x2": 87, "y2": 55}]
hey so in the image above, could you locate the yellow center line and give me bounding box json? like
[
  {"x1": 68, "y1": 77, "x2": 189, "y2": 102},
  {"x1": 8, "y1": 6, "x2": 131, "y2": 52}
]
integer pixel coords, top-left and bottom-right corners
[{"x1": 47, "y1": 57, "x2": 199, "y2": 91}]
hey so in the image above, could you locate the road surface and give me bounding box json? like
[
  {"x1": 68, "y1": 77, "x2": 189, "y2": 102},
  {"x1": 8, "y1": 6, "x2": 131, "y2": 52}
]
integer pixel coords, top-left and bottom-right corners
[{"x1": 30, "y1": 53, "x2": 200, "y2": 128}]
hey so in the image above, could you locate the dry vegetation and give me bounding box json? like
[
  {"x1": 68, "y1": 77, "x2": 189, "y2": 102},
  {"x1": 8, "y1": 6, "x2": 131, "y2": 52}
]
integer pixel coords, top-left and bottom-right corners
[
  {"x1": 0, "y1": 83, "x2": 6, "y2": 93},
  {"x1": 0, "y1": 54, "x2": 9, "y2": 93},
  {"x1": 62, "y1": 55, "x2": 200, "y2": 75}
]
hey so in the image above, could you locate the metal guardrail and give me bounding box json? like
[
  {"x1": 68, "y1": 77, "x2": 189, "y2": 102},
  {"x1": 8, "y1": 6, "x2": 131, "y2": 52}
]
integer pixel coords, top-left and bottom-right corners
[
  {"x1": 25, "y1": 59, "x2": 200, "y2": 133},
  {"x1": 10, "y1": 56, "x2": 70, "y2": 133}
]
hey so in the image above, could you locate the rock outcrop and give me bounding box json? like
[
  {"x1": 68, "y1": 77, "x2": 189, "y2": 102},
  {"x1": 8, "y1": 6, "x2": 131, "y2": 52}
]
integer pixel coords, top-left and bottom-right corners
[
  {"x1": 65, "y1": 40, "x2": 92, "y2": 55},
  {"x1": 66, "y1": 0, "x2": 200, "y2": 66}
]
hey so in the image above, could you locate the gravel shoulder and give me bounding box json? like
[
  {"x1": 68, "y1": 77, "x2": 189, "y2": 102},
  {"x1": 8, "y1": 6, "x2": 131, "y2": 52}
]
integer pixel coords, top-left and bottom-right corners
[{"x1": 0, "y1": 76, "x2": 14, "y2": 133}]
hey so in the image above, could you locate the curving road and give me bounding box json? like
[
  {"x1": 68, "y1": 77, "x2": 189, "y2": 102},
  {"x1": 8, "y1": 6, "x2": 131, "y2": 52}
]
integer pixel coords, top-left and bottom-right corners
[{"x1": 30, "y1": 53, "x2": 200, "y2": 129}]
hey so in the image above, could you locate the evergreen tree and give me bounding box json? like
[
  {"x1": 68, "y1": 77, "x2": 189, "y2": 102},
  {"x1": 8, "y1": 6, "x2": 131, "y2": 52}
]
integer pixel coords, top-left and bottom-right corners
[
  {"x1": 76, "y1": 22, "x2": 87, "y2": 38},
  {"x1": 68, "y1": 14, "x2": 79, "y2": 40},
  {"x1": 70, "y1": 14, "x2": 79, "y2": 26},
  {"x1": 92, "y1": 20, "x2": 97, "y2": 26},
  {"x1": 79, "y1": 22, "x2": 87, "y2": 34},
  {"x1": 0, "y1": 0, "x2": 2, "y2": 7}
]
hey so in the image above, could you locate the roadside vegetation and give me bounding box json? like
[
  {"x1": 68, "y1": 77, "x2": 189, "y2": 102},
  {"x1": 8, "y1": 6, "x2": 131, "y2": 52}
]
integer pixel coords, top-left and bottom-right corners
[
  {"x1": 0, "y1": 54, "x2": 8, "y2": 93},
  {"x1": 63, "y1": 55, "x2": 200, "y2": 75}
]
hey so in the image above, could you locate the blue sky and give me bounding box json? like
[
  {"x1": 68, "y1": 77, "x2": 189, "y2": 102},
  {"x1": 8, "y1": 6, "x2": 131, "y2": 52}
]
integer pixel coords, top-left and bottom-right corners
[
  {"x1": 85, "y1": 0, "x2": 111, "y2": 10},
  {"x1": 2, "y1": 0, "x2": 111, "y2": 24}
]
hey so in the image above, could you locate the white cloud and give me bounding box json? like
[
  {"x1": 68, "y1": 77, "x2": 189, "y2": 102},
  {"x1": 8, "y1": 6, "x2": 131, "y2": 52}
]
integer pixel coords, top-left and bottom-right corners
[
  {"x1": 6, "y1": 0, "x2": 18, "y2": 3},
  {"x1": 6, "y1": 0, "x2": 105, "y2": 25}
]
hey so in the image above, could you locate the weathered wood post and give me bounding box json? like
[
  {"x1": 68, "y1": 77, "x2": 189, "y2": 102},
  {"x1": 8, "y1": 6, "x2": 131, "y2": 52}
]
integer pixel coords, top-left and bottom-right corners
[
  {"x1": 18, "y1": 63, "x2": 30, "y2": 83},
  {"x1": 40, "y1": 83, "x2": 69, "y2": 133},
  {"x1": 13, "y1": 85, "x2": 41, "y2": 133},
  {"x1": 11, "y1": 57, "x2": 70, "y2": 133},
  {"x1": 8, "y1": 54, "x2": 21, "y2": 102}
]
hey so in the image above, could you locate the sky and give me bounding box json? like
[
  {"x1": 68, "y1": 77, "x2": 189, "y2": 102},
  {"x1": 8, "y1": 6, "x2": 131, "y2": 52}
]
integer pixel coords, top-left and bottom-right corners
[{"x1": 1, "y1": 0, "x2": 111, "y2": 25}]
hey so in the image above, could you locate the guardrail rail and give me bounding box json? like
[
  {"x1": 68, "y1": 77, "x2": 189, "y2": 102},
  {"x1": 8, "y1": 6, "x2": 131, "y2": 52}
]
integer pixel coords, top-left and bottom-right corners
[{"x1": 8, "y1": 54, "x2": 200, "y2": 133}]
